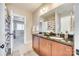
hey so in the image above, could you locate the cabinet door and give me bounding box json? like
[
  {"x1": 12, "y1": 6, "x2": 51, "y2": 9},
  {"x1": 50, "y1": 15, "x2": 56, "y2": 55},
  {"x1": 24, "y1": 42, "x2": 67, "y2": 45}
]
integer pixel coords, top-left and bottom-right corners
[
  {"x1": 39, "y1": 38, "x2": 51, "y2": 56},
  {"x1": 51, "y1": 41, "x2": 65, "y2": 56},
  {"x1": 33, "y1": 36, "x2": 39, "y2": 53},
  {"x1": 65, "y1": 45, "x2": 73, "y2": 56}
]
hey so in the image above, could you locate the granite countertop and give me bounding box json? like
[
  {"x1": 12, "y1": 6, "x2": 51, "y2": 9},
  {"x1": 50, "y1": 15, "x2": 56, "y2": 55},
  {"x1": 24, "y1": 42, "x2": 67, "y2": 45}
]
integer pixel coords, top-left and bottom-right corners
[{"x1": 33, "y1": 34, "x2": 74, "y2": 47}]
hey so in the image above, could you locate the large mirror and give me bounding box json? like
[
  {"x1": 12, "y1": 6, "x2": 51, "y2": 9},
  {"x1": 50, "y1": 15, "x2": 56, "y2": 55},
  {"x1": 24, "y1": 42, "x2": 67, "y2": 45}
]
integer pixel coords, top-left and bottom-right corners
[{"x1": 60, "y1": 11, "x2": 74, "y2": 34}]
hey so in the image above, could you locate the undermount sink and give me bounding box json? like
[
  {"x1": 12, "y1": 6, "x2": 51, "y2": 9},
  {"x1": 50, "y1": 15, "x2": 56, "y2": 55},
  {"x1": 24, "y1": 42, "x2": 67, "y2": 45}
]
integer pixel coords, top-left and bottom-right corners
[
  {"x1": 49, "y1": 36, "x2": 63, "y2": 40},
  {"x1": 49, "y1": 36, "x2": 72, "y2": 44},
  {"x1": 49, "y1": 36, "x2": 66, "y2": 42}
]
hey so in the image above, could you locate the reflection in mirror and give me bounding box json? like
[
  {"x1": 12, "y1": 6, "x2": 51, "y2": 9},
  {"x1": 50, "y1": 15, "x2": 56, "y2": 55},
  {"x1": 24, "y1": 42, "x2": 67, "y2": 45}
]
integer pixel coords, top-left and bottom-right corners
[{"x1": 60, "y1": 11, "x2": 74, "y2": 35}]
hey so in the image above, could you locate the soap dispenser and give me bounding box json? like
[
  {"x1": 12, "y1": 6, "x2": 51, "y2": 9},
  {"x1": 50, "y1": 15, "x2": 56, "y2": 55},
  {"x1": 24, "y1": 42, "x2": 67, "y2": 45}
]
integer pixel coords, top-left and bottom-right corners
[{"x1": 64, "y1": 31, "x2": 68, "y2": 41}]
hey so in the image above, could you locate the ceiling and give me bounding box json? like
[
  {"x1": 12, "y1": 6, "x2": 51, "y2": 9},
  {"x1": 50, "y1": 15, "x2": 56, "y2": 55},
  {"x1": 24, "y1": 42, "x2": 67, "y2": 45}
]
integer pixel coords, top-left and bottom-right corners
[{"x1": 6, "y1": 3, "x2": 43, "y2": 12}]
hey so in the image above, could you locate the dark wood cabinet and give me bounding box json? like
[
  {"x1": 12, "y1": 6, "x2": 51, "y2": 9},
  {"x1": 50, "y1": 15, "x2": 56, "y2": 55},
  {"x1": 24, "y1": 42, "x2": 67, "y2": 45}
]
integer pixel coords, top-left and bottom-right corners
[
  {"x1": 32, "y1": 35, "x2": 73, "y2": 56},
  {"x1": 39, "y1": 38, "x2": 51, "y2": 56}
]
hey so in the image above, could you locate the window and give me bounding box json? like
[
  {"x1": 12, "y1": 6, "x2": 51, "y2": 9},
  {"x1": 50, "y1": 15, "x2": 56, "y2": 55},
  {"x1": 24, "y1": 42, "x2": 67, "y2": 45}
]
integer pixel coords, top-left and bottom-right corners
[
  {"x1": 60, "y1": 15, "x2": 71, "y2": 33},
  {"x1": 16, "y1": 23, "x2": 24, "y2": 30}
]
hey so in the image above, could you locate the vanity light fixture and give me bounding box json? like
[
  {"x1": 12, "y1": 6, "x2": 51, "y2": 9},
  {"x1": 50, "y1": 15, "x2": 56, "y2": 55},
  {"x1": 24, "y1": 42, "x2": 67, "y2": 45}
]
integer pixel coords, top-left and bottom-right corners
[{"x1": 40, "y1": 7, "x2": 48, "y2": 14}]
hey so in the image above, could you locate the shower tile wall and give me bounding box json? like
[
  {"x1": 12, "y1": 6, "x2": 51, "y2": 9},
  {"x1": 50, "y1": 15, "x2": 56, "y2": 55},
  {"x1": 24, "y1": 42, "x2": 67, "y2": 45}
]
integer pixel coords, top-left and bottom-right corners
[{"x1": 5, "y1": 7, "x2": 11, "y2": 55}]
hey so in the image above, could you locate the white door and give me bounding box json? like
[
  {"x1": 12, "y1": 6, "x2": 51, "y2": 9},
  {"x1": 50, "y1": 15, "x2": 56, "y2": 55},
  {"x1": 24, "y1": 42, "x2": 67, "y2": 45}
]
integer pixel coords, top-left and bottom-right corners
[{"x1": 0, "y1": 3, "x2": 6, "y2": 56}]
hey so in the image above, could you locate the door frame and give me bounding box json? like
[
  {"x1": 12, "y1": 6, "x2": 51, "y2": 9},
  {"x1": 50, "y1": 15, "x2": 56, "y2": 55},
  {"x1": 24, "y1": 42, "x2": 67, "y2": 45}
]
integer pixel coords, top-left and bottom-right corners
[{"x1": 10, "y1": 10, "x2": 27, "y2": 54}]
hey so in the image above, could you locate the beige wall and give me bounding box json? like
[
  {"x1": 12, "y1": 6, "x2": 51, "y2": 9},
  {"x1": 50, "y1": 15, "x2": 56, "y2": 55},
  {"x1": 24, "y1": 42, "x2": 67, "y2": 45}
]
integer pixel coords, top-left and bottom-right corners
[
  {"x1": 32, "y1": 3, "x2": 63, "y2": 33},
  {"x1": 6, "y1": 4, "x2": 33, "y2": 44},
  {"x1": 5, "y1": 3, "x2": 63, "y2": 44}
]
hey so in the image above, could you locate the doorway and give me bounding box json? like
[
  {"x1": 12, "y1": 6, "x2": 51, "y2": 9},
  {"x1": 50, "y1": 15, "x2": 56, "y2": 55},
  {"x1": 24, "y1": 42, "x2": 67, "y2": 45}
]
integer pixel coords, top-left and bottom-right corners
[
  {"x1": 13, "y1": 19, "x2": 24, "y2": 49},
  {"x1": 10, "y1": 12, "x2": 26, "y2": 54}
]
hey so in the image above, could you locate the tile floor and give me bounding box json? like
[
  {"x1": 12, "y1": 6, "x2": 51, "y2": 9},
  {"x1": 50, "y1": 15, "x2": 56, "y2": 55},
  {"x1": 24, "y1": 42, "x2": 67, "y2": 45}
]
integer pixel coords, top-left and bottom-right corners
[{"x1": 11, "y1": 42, "x2": 38, "y2": 56}]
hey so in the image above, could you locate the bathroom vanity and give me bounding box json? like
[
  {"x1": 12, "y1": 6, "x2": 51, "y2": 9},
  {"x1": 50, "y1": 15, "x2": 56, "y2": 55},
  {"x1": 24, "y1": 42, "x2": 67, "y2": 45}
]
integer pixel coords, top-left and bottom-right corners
[
  {"x1": 32, "y1": 4, "x2": 74, "y2": 56},
  {"x1": 32, "y1": 34, "x2": 74, "y2": 56}
]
